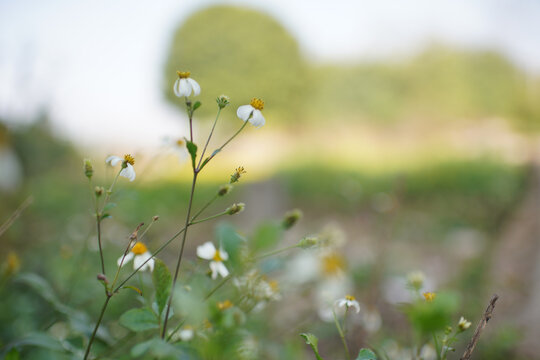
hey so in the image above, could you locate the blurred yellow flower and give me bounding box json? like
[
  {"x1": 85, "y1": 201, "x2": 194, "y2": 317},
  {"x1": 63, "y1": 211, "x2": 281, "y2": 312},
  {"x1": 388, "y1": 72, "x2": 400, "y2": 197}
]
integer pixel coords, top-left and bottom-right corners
[{"x1": 423, "y1": 292, "x2": 436, "y2": 302}]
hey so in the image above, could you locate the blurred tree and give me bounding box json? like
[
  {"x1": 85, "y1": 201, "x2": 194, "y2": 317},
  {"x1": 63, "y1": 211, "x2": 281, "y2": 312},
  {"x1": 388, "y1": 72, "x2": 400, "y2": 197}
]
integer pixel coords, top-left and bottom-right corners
[{"x1": 163, "y1": 5, "x2": 308, "y2": 124}]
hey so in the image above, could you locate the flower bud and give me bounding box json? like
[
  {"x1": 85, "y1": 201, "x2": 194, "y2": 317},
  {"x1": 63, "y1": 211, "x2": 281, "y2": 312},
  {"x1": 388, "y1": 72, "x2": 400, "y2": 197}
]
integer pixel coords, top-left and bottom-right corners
[
  {"x1": 218, "y1": 184, "x2": 233, "y2": 196},
  {"x1": 97, "y1": 273, "x2": 108, "y2": 283},
  {"x1": 84, "y1": 159, "x2": 93, "y2": 179},
  {"x1": 230, "y1": 166, "x2": 246, "y2": 184},
  {"x1": 216, "y1": 94, "x2": 230, "y2": 109},
  {"x1": 458, "y1": 317, "x2": 471, "y2": 331},
  {"x1": 282, "y1": 209, "x2": 303, "y2": 229},
  {"x1": 95, "y1": 186, "x2": 104, "y2": 197},
  {"x1": 298, "y1": 236, "x2": 319, "y2": 249},
  {"x1": 227, "y1": 203, "x2": 245, "y2": 215},
  {"x1": 152, "y1": 215, "x2": 159, "y2": 221}
]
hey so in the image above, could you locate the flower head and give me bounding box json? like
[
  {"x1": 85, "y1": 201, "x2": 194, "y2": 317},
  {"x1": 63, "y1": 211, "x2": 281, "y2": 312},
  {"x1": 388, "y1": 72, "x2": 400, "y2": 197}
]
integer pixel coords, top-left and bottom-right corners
[
  {"x1": 406, "y1": 271, "x2": 425, "y2": 291},
  {"x1": 237, "y1": 98, "x2": 265, "y2": 128},
  {"x1": 197, "y1": 242, "x2": 229, "y2": 279},
  {"x1": 174, "y1": 71, "x2": 201, "y2": 97},
  {"x1": 230, "y1": 166, "x2": 246, "y2": 184},
  {"x1": 423, "y1": 292, "x2": 436, "y2": 302},
  {"x1": 218, "y1": 300, "x2": 233, "y2": 311},
  {"x1": 117, "y1": 242, "x2": 154, "y2": 272},
  {"x1": 335, "y1": 295, "x2": 360, "y2": 313},
  {"x1": 458, "y1": 316, "x2": 472, "y2": 331},
  {"x1": 106, "y1": 154, "x2": 136, "y2": 182}
]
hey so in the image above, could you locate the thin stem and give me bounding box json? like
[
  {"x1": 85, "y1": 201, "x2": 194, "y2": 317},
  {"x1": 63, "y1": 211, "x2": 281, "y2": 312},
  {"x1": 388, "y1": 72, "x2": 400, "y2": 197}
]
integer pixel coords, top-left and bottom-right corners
[
  {"x1": 254, "y1": 244, "x2": 300, "y2": 261},
  {"x1": 83, "y1": 295, "x2": 111, "y2": 360},
  {"x1": 161, "y1": 172, "x2": 198, "y2": 338},
  {"x1": 189, "y1": 210, "x2": 228, "y2": 225},
  {"x1": 197, "y1": 107, "x2": 222, "y2": 170},
  {"x1": 199, "y1": 121, "x2": 248, "y2": 171},
  {"x1": 185, "y1": 97, "x2": 193, "y2": 143},
  {"x1": 190, "y1": 194, "x2": 219, "y2": 222},
  {"x1": 333, "y1": 310, "x2": 351, "y2": 360},
  {"x1": 204, "y1": 275, "x2": 232, "y2": 301},
  {"x1": 96, "y1": 219, "x2": 106, "y2": 275},
  {"x1": 433, "y1": 333, "x2": 442, "y2": 360},
  {"x1": 166, "y1": 319, "x2": 186, "y2": 342}
]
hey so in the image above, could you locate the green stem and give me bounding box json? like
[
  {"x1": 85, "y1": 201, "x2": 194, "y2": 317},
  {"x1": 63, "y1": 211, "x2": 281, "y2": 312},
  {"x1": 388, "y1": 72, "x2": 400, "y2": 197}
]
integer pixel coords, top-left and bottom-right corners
[
  {"x1": 433, "y1": 333, "x2": 442, "y2": 360},
  {"x1": 254, "y1": 244, "x2": 300, "y2": 261},
  {"x1": 189, "y1": 210, "x2": 228, "y2": 225},
  {"x1": 196, "y1": 107, "x2": 222, "y2": 170},
  {"x1": 333, "y1": 310, "x2": 351, "y2": 360},
  {"x1": 83, "y1": 295, "x2": 111, "y2": 360},
  {"x1": 161, "y1": 172, "x2": 198, "y2": 338},
  {"x1": 204, "y1": 275, "x2": 232, "y2": 301},
  {"x1": 190, "y1": 194, "x2": 219, "y2": 222},
  {"x1": 199, "y1": 121, "x2": 248, "y2": 171}
]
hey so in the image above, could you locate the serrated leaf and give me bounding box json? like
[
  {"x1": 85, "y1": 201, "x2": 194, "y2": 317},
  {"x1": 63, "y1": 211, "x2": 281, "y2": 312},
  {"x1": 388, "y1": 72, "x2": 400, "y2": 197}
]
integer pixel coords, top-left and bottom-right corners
[
  {"x1": 119, "y1": 308, "x2": 159, "y2": 332},
  {"x1": 102, "y1": 202, "x2": 117, "y2": 212},
  {"x1": 186, "y1": 140, "x2": 197, "y2": 169},
  {"x1": 152, "y1": 259, "x2": 172, "y2": 316},
  {"x1": 300, "y1": 333, "x2": 324, "y2": 360},
  {"x1": 356, "y1": 348, "x2": 377, "y2": 360},
  {"x1": 192, "y1": 101, "x2": 202, "y2": 111}
]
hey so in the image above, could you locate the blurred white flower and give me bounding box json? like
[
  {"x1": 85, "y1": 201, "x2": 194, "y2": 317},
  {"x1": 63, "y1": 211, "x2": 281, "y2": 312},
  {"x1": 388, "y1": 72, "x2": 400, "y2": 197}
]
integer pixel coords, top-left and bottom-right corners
[
  {"x1": 106, "y1": 154, "x2": 136, "y2": 182},
  {"x1": 458, "y1": 316, "x2": 472, "y2": 331},
  {"x1": 163, "y1": 137, "x2": 188, "y2": 163},
  {"x1": 174, "y1": 71, "x2": 201, "y2": 97},
  {"x1": 0, "y1": 147, "x2": 22, "y2": 193},
  {"x1": 419, "y1": 344, "x2": 437, "y2": 360},
  {"x1": 179, "y1": 325, "x2": 194, "y2": 341},
  {"x1": 117, "y1": 242, "x2": 154, "y2": 272},
  {"x1": 197, "y1": 242, "x2": 229, "y2": 279},
  {"x1": 237, "y1": 98, "x2": 265, "y2": 128},
  {"x1": 335, "y1": 295, "x2": 360, "y2": 313}
]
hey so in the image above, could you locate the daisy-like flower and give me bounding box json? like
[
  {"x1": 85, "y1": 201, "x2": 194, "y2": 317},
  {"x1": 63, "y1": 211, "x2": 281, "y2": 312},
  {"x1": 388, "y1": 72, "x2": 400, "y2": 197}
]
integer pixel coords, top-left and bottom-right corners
[
  {"x1": 237, "y1": 98, "x2": 265, "y2": 128},
  {"x1": 423, "y1": 292, "x2": 436, "y2": 302},
  {"x1": 335, "y1": 295, "x2": 361, "y2": 313},
  {"x1": 174, "y1": 71, "x2": 201, "y2": 97},
  {"x1": 197, "y1": 242, "x2": 229, "y2": 279},
  {"x1": 458, "y1": 316, "x2": 472, "y2": 331},
  {"x1": 117, "y1": 242, "x2": 154, "y2": 272},
  {"x1": 106, "y1": 154, "x2": 136, "y2": 182}
]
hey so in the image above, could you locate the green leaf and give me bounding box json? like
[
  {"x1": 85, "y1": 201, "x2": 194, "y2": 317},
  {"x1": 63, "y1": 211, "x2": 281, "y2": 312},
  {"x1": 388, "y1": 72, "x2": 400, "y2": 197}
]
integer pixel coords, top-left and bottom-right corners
[
  {"x1": 186, "y1": 139, "x2": 198, "y2": 169},
  {"x1": 122, "y1": 285, "x2": 143, "y2": 296},
  {"x1": 300, "y1": 333, "x2": 324, "y2": 360},
  {"x1": 217, "y1": 223, "x2": 247, "y2": 271},
  {"x1": 4, "y1": 332, "x2": 65, "y2": 353},
  {"x1": 152, "y1": 259, "x2": 172, "y2": 316},
  {"x1": 356, "y1": 348, "x2": 377, "y2": 360},
  {"x1": 251, "y1": 221, "x2": 283, "y2": 252},
  {"x1": 131, "y1": 338, "x2": 185, "y2": 358},
  {"x1": 100, "y1": 213, "x2": 111, "y2": 220},
  {"x1": 192, "y1": 101, "x2": 202, "y2": 111},
  {"x1": 119, "y1": 308, "x2": 159, "y2": 332},
  {"x1": 102, "y1": 202, "x2": 117, "y2": 212},
  {"x1": 4, "y1": 348, "x2": 20, "y2": 360}
]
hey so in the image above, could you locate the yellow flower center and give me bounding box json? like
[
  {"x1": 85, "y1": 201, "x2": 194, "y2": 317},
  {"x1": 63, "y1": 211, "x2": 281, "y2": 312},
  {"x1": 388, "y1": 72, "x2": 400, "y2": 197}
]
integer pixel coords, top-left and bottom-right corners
[
  {"x1": 177, "y1": 71, "x2": 191, "y2": 79},
  {"x1": 213, "y1": 250, "x2": 223, "y2": 262},
  {"x1": 250, "y1": 98, "x2": 264, "y2": 110},
  {"x1": 322, "y1": 253, "x2": 346, "y2": 275},
  {"x1": 176, "y1": 139, "x2": 185, "y2": 147},
  {"x1": 123, "y1": 154, "x2": 135, "y2": 165},
  {"x1": 345, "y1": 295, "x2": 356, "y2": 301},
  {"x1": 217, "y1": 300, "x2": 233, "y2": 310},
  {"x1": 269, "y1": 280, "x2": 279, "y2": 292},
  {"x1": 131, "y1": 242, "x2": 148, "y2": 255},
  {"x1": 423, "y1": 292, "x2": 436, "y2": 302}
]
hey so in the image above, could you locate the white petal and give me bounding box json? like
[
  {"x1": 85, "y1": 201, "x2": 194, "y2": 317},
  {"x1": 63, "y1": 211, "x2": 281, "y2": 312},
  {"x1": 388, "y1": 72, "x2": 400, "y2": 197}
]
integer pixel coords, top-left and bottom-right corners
[
  {"x1": 237, "y1": 105, "x2": 254, "y2": 121},
  {"x1": 187, "y1": 78, "x2": 200, "y2": 96},
  {"x1": 178, "y1": 78, "x2": 191, "y2": 97},
  {"x1": 197, "y1": 242, "x2": 216, "y2": 260},
  {"x1": 106, "y1": 155, "x2": 122, "y2": 166},
  {"x1": 350, "y1": 301, "x2": 361, "y2": 313},
  {"x1": 134, "y1": 252, "x2": 153, "y2": 272},
  {"x1": 119, "y1": 164, "x2": 136, "y2": 181},
  {"x1": 216, "y1": 262, "x2": 229, "y2": 278},
  {"x1": 249, "y1": 110, "x2": 265, "y2": 128},
  {"x1": 118, "y1": 252, "x2": 134, "y2": 267},
  {"x1": 179, "y1": 329, "x2": 194, "y2": 341},
  {"x1": 336, "y1": 299, "x2": 347, "y2": 308},
  {"x1": 209, "y1": 261, "x2": 219, "y2": 279},
  {"x1": 173, "y1": 78, "x2": 182, "y2": 97},
  {"x1": 218, "y1": 247, "x2": 229, "y2": 261}
]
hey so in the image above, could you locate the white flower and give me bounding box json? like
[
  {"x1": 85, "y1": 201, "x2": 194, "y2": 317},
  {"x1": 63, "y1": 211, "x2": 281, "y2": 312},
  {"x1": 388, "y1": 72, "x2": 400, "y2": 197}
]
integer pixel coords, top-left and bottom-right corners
[
  {"x1": 163, "y1": 137, "x2": 188, "y2": 163},
  {"x1": 335, "y1": 295, "x2": 360, "y2": 313},
  {"x1": 106, "y1": 154, "x2": 136, "y2": 182},
  {"x1": 237, "y1": 98, "x2": 265, "y2": 128},
  {"x1": 117, "y1": 242, "x2": 154, "y2": 272},
  {"x1": 179, "y1": 326, "x2": 194, "y2": 341},
  {"x1": 197, "y1": 241, "x2": 229, "y2": 279},
  {"x1": 458, "y1": 316, "x2": 472, "y2": 331},
  {"x1": 174, "y1": 71, "x2": 200, "y2": 97}
]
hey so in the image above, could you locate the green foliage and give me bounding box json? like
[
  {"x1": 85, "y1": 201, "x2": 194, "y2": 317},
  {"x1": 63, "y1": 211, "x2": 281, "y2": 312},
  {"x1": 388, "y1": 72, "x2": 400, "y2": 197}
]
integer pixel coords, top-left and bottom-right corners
[
  {"x1": 119, "y1": 308, "x2": 159, "y2": 332},
  {"x1": 300, "y1": 333, "x2": 324, "y2": 360},
  {"x1": 405, "y1": 292, "x2": 460, "y2": 335},
  {"x1": 152, "y1": 259, "x2": 172, "y2": 316},
  {"x1": 131, "y1": 338, "x2": 186, "y2": 359},
  {"x1": 217, "y1": 222, "x2": 247, "y2": 272},
  {"x1": 356, "y1": 348, "x2": 377, "y2": 360},
  {"x1": 186, "y1": 139, "x2": 198, "y2": 169},
  {"x1": 163, "y1": 5, "x2": 308, "y2": 122},
  {"x1": 251, "y1": 221, "x2": 283, "y2": 252}
]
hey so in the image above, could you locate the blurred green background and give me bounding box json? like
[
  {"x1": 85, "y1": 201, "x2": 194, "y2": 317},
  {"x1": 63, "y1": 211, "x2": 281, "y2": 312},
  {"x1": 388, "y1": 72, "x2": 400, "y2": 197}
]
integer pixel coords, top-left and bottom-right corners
[{"x1": 1, "y1": 2, "x2": 540, "y2": 359}]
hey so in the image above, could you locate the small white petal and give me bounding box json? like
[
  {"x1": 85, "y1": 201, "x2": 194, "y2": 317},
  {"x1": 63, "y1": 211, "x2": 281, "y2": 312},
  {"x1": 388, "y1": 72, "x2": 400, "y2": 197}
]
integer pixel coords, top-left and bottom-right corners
[
  {"x1": 197, "y1": 242, "x2": 217, "y2": 260},
  {"x1": 106, "y1": 155, "x2": 123, "y2": 166},
  {"x1": 336, "y1": 299, "x2": 347, "y2": 308},
  {"x1": 350, "y1": 301, "x2": 361, "y2": 313},
  {"x1": 119, "y1": 164, "x2": 136, "y2": 181},
  {"x1": 179, "y1": 329, "x2": 194, "y2": 341},
  {"x1": 134, "y1": 252, "x2": 153, "y2": 272},
  {"x1": 216, "y1": 262, "x2": 229, "y2": 278},
  {"x1": 218, "y1": 247, "x2": 229, "y2": 261},
  {"x1": 249, "y1": 110, "x2": 265, "y2": 128},
  {"x1": 173, "y1": 78, "x2": 182, "y2": 97},
  {"x1": 209, "y1": 261, "x2": 220, "y2": 279},
  {"x1": 178, "y1": 78, "x2": 191, "y2": 97},
  {"x1": 237, "y1": 105, "x2": 254, "y2": 121},
  {"x1": 187, "y1": 78, "x2": 201, "y2": 96},
  {"x1": 118, "y1": 252, "x2": 134, "y2": 267}
]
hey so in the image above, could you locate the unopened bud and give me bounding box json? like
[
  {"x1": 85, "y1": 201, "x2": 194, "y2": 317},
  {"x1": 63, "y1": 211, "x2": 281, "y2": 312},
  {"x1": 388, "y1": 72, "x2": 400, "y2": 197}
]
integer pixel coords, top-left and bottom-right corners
[
  {"x1": 218, "y1": 184, "x2": 233, "y2": 196},
  {"x1": 97, "y1": 273, "x2": 108, "y2": 283},
  {"x1": 216, "y1": 94, "x2": 230, "y2": 109},
  {"x1": 84, "y1": 159, "x2": 94, "y2": 179},
  {"x1": 458, "y1": 317, "x2": 471, "y2": 331},
  {"x1": 230, "y1": 166, "x2": 246, "y2": 184},
  {"x1": 282, "y1": 209, "x2": 303, "y2": 229},
  {"x1": 298, "y1": 236, "x2": 319, "y2": 249},
  {"x1": 95, "y1": 186, "x2": 104, "y2": 197},
  {"x1": 152, "y1": 215, "x2": 159, "y2": 221},
  {"x1": 226, "y1": 203, "x2": 245, "y2": 215}
]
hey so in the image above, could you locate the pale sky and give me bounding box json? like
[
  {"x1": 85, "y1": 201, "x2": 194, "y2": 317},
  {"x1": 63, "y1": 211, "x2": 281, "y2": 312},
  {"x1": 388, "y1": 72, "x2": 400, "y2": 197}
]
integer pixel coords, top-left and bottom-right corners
[{"x1": 1, "y1": 0, "x2": 539, "y2": 149}]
